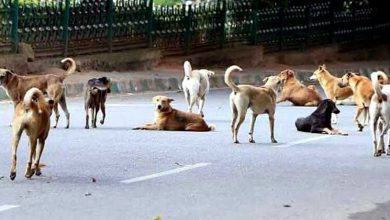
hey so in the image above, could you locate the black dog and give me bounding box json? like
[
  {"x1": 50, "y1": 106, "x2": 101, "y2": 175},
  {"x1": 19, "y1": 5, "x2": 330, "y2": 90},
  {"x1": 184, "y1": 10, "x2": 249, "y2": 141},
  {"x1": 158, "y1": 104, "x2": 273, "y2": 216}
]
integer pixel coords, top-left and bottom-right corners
[
  {"x1": 85, "y1": 77, "x2": 112, "y2": 129},
  {"x1": 295, "y1": 99, "x2": 347, "y2": 135}
]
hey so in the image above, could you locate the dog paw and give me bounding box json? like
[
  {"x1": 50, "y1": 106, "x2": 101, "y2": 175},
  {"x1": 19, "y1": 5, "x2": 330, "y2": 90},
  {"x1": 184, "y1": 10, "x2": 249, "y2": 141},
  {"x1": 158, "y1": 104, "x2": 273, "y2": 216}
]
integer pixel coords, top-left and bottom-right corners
[{"x1": 10, "y1": 172, "x2": 16, "y2": 181}]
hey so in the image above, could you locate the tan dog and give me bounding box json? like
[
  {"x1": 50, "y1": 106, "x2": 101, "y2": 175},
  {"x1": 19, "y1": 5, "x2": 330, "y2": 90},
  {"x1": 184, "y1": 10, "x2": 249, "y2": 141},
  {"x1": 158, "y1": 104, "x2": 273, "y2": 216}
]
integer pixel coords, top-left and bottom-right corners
[
  {"x1": 225, "y1": 66, "x2": 281, "y2": 144},
  {"x1": 310, "y1": 64, "x2": 354, "y2": 124},
  {"x1": 10, "y1": 88, "x2": 53, "y2": 180},
  {"x1": 277, "y1": 69, "x2": 322, "y2": 106},
  {"x1": 339, "y1": 72, "x2": 378, "y2": 131},
  {"x1": 133, "y1": 95, "x2": 215, "y2": 131},
  {"x1": 0, "y1": 58, "x2": 75, "y2": 128}
]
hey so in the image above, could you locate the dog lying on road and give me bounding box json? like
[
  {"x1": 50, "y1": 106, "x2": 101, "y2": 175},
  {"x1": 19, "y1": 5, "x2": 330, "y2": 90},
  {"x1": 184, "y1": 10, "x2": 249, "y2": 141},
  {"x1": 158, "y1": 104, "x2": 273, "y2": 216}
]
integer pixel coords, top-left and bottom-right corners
[
  {"x1": 133, "y1": 95, "x2": 215, "y2": 131},
  {"x1": 0, "y1": 58, "x2": 76, "y2": 128},
  {"x1": 277, "y1": 69, "x2": 322, "y2": 106},
  {"x1": 85, "y1": 77, "x2": 112, "y2": 129},
  {"x1": 295, "y1": 99, "x2": 347, "y2": 135},
  {"x1": 369, "y1": 71, "x2": 390, "y2": 157},
  {"x1": 10, "y1": 88, "x2": 54, "y2": 180},
  {"x1": 225, "y1": 65, "x2": 281, "y2": 143},
  {"x1": 182, "y1": 61, "x2": 215, "y2": 117}
]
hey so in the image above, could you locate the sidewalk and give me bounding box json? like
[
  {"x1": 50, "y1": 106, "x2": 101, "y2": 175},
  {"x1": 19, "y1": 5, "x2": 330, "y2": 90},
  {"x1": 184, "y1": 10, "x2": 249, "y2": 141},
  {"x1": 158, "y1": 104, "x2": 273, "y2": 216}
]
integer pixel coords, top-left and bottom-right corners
[{"x1": 1, "y1": 60, "x2": 390, "y2": 100}]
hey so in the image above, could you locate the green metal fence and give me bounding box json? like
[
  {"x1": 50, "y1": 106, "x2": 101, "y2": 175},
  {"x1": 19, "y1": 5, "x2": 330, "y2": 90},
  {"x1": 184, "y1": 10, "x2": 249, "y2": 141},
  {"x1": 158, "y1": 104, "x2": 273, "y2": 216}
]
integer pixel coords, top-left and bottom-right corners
[{"x1": 0, "y1": 0, "x2": 389, "y2": 57}]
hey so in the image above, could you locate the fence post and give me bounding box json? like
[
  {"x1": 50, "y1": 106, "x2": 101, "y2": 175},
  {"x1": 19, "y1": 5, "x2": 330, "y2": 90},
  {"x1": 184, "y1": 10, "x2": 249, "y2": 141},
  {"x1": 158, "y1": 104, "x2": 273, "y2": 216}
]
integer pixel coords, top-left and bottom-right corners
[
  {"x1": 146, "y1": 0, "x2": 153, "y2": 48},
  {"x1": 250, "y1": 0, "x2": 259, "y2": 45},
  {"x1": 10, "y1": 0, "x2": 19, "y2": 53},
  {"x1": 107, "y1": 0, "x2": 114, "y2": 53},
  {"x1": 184, "y1": 3, "x2": 193, "y2": 55},
  {"x1": 219, "y1": 0, "x2": 226, "y2": 49},
  {"x1": 62, "y1": 0, "x2": 70, "y2": 57},
  {"x1": 278, "y1": 7, "x2": 284, "y2": 51},
  {"x1": 304, "y1": 5, "x2": 311, "y2": 49}
]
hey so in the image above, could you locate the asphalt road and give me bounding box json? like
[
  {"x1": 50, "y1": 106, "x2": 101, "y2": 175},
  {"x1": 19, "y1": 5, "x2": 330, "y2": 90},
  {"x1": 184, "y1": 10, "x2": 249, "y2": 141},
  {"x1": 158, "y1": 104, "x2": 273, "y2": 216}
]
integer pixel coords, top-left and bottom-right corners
[{"x1": 1, "y1": 89, "x2": 390, "y2": 220}]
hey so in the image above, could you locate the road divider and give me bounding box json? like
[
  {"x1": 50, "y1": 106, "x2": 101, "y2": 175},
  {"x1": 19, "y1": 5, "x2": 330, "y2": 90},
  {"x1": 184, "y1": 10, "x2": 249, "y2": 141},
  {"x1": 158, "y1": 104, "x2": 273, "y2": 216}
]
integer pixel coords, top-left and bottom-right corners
[{"x1": 121, "y1": 162, "x2": 211, "y2": 184}]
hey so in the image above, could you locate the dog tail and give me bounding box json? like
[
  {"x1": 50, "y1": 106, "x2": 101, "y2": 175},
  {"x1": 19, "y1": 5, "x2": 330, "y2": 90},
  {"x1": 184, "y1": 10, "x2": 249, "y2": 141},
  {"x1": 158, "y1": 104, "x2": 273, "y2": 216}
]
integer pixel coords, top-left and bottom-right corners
[
  {"x1": 208, "y1": 124, "x2": 216, "y2": 131},
  {"x1": 184, "y1": 61, "x2": 192, "y2": 79},
  {"x1": 371, "y1": 71, "x2": 388, "y2": 103},
  {"x1": 23, "y1": 88, "x2": 47, "y2": 114},
  {"x1": 224, "y1": 65, "x2": 242, "y2": 93},
  {"x1": 61, "y1": 57, "x2": 76, "y2": 78}
]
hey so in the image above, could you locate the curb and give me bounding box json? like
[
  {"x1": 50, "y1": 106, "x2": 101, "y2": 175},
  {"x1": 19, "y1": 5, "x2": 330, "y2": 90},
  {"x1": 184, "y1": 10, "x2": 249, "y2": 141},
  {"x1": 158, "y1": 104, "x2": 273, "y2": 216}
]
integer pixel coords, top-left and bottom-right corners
[{"x1": 1, "y1": 65, "x2": 390, "y2": 101}]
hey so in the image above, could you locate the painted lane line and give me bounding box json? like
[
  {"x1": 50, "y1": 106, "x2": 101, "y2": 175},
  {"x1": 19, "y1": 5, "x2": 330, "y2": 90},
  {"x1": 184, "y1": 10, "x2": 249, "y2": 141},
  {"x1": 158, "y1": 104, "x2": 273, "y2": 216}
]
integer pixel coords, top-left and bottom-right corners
[
  {"x1": 0, "y1": 205, "x2": 19, "y2": 213},
  {"x1": 273, "y1": 135, "x2": 332, "y2": 148},
  {"x1": 121, "y1": 162, "x2": 211, "y2": 184}
]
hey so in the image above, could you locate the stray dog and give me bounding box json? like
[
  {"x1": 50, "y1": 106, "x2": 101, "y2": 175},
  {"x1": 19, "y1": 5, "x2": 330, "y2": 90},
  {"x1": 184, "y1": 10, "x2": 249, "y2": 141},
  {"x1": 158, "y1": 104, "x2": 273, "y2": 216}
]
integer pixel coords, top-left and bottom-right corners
[
  {"x1": 369, "y1": 71, "x2": 390, "y2": 157},
  {"x1": 310, "y1": 64, "x2": 354, "y2": 124},
  {"x1": 133, "y1": 95, "x2": 215, "y2": 131},
  {"x1": 339, "y1": 72, "x2": 388, "y2": 131},
  {"x1": 0, "y1": 58, "x2": 76, "y2": 128},
  {"x1": 225, "y1": 65, "x2": 281, "y2": 143},
  {"x1": 295, "y1": 99, "x2": 347, "y2": 135},
  {"x1": 85, "y1": 77, "x2": 112, "y2": 129},
  {"x1": 277, "y1": 69, "x2": 322, "y2": 106},
  {"x1": 10, "y1": 88, "x2": 54, "y2": 180},
  {"x1": 182, "y1": 61, "x2": 215, "y2": 117}
]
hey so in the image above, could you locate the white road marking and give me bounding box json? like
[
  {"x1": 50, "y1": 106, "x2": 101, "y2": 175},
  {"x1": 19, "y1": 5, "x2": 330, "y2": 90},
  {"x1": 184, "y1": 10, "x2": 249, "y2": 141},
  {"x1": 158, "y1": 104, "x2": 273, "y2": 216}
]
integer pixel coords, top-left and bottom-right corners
[
  {"x1": 0, "y1": 205, "x2": 19, "y2": 213},
  {"x1": 121, "y1": 162, "x2": 211, "y2": 184},
  {"x1": 273, "y1": 135, "x2": 332, "y2": 148},
  {"x1": 107, "y1": 104, "x2": 151, "y2": 107}
]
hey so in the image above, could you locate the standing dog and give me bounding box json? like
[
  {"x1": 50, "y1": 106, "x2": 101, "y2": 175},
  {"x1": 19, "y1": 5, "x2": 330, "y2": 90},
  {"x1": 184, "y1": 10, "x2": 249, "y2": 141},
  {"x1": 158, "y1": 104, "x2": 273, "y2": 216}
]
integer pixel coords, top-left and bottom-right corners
[
  {"x1": 10, "y1": 88, "x2": 53, "y2": 180},
  {"x1": 339, "y1": 72, "x2": 388, "y2": 131},
  {"x1": 85, "y1": 77, "x2": 112, "y2": 129},
  {"x1": 369, "y1": 71, "x2": 390, "y2": 157},
  {"x1": 295, "y1": 99, "x2": 347, "y2": 135},
  {"x1": 225, "y1": 65, "x2": 281, "y2": 144},
  {"x1": 310, "y1": 64, "x2": 354, "y2": 124},
  {"x1": 182, "y1": 61, "x2": 215, "y2": 117},
  {"x1": 277, "y1": 69, "x2": 322, "y2": 106},
  {"x1": 133, "y1": 95, "x2": 215, "y2": 131},
  {"x1": 0, "y1": 58, "x2": 76, "y2": 128}
]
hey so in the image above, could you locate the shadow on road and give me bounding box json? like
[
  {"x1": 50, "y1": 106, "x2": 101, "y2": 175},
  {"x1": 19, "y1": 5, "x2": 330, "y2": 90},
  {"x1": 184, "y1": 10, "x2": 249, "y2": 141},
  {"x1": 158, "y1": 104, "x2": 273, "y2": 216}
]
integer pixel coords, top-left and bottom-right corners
[{"x1": 349, "y1": 200, "x2": 390, "y2": 219}]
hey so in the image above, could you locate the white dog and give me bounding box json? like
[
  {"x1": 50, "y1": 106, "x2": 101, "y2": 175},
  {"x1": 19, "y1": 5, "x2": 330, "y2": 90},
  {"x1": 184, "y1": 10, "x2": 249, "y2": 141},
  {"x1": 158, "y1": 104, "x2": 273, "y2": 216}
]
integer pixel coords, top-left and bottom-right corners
[
  {"x1": 182, "y1": 61, "x2": 215, "y2": 117},
  {"x1": 369, "y1": 71, "x2": 390, "y2": 157}
]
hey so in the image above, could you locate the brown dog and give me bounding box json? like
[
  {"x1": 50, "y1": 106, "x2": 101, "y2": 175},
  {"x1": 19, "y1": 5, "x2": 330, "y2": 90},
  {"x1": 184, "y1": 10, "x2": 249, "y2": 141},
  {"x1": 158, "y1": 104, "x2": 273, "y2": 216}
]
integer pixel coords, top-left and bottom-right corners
[
  {"x1": 10, "y1": 88, "x2": 53, "y2": 180},
  {"x1": 0, "y1": 58, "x2": 75, "y2": 128},
  {"x1": 339, "y1": 72, "x2": 388, "y2": 131},
  {"x1": 310, "y1": 65, "x2": 353, "y2": 101},
  {"x1": 277, "y1": 69, "x2": 322, "y2": 106},
  {"x1": 85, "y1": 77, "x2": 112, "y2": 129},
  {"x1": 225, "y1": 65, "x2": 281, "y2": 144},
  {"x1": 133, "y1": 95, "x2": 214, "y2": 131}
]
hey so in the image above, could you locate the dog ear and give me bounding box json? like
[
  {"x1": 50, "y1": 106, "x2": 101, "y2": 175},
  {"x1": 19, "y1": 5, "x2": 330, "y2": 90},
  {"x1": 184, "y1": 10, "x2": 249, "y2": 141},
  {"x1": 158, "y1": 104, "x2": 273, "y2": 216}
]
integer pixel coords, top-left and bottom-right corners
[{"x1": 263, "y1": 76, "x2": 269, "y2": 83}]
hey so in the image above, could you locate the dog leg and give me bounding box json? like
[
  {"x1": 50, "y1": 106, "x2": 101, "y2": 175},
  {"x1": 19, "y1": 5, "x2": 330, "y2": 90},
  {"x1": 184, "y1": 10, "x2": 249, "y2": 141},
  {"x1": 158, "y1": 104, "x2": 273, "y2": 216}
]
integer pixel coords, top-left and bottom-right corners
[
  {"x1": 10, "y1": 129, "x2": 22, "y2": 181},
  {"x1": 268, "y1": 114, "x2": 277, "y2": 143},
  {"x1": 354, "y1": 107, "x2": 364, "y2": 131},
  {"x1": 230, "y1": 103, "x2": 238, "y2": 143},
  {"x1": 85, "y1": 108, "x2": 90, "y2": 129},
  {"x1": 370, "y1": 114, "x2": 380, "y2": 156},
  {"x1": 59, "y1": 94, "x2": 70, "y2": 129},
  {"x1": 25, "y1": 137, "x2": 37, "y2": 178},
  {"x1": 33, "y1": 139, "x2": 45, "y2": 176},
  {"x1": 100, "y1": 102, "x2": 106, "y2": 125},
  {"x1": 198, "y1": 96, "x2": 205, "y2": 117},
  {"x1": 248, "y1": 114, "x2": 258, "y2": 143},
  {"x1": 53, "y1": 103, "x2": 60, "y2": 128}
]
